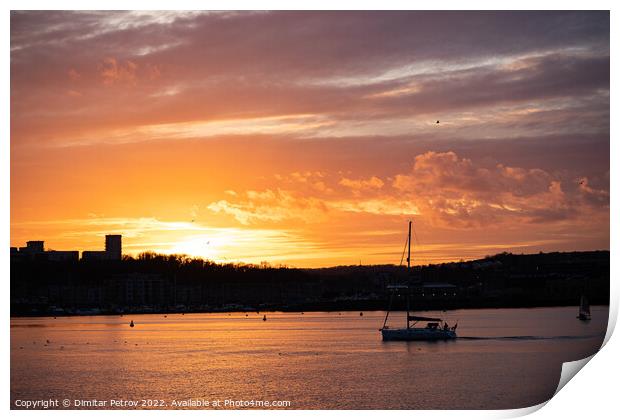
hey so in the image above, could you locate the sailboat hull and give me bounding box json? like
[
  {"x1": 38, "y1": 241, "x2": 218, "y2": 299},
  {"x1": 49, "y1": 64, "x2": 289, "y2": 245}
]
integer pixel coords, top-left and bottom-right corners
[
  {"x1": 380, "y1": 221, "x2": 459, "y2": 342},
  {"x1": 381, "y1": 327, "x2": 457, "y2": 341}
]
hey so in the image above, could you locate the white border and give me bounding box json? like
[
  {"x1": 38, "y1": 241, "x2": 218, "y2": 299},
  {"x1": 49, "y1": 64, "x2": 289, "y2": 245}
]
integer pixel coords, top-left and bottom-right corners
[{"x1": 2, "y1": 2, "x2": 616, "y2": 419}]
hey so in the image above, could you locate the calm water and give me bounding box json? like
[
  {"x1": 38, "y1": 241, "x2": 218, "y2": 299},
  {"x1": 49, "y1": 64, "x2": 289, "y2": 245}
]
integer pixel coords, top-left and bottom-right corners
[{"x1": 11, "y1": 306, "x2": 608, "y2": 409}]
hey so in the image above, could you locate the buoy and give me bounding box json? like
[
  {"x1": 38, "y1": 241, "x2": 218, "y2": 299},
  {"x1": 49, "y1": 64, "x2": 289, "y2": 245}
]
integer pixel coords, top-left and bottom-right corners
[
  {"x1": 129, "y1": 320, "x2": 134, "y2": 328},
  {"x1": 360, "y1": 312, "x2": 363, "y2": 316},
  {"x1": 263, "y1": 315, "x2": 267, "y2": 321}
]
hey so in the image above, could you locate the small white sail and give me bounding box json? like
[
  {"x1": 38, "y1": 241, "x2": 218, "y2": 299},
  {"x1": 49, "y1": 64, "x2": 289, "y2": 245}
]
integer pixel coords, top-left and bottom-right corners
[{"x1": 578, "y1": 295, "x2": 591, "y2": 320}]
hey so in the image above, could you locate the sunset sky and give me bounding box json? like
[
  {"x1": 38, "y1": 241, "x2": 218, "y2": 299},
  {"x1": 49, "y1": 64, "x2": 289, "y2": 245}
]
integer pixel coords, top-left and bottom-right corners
[{"x1": 10, "y1": 11, "x2": 610, "y2": 267}]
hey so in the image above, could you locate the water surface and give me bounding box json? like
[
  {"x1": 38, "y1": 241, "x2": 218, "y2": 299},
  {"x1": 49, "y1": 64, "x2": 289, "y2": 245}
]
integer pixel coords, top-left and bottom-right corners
[{"x1": 11, "y1": 306, "x2": 608, "y2": 409}]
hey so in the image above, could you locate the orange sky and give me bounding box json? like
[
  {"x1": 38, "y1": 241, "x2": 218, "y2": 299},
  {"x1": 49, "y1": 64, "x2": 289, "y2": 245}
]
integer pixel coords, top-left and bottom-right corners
[{"x1": 10, "y1": 11, "x2": 610, "y2": 267}]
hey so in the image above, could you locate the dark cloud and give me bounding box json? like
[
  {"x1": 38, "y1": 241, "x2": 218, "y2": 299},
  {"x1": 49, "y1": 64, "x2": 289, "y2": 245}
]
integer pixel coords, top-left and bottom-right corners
[
  {"x1": 369, "y1": 54, "x2": 609, "y2": 116},
  {"x1": 11, "y1": 11, "x2": 609, "y2": 87},
  {"x1": 10, "y1": 12, "x2": 610, "y2": 150}
]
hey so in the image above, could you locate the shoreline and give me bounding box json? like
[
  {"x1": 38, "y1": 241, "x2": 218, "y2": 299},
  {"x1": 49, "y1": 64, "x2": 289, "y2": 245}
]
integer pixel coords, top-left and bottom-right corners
[{"x1": 10, "y1": 301, "x2": 610, "y2": 318}]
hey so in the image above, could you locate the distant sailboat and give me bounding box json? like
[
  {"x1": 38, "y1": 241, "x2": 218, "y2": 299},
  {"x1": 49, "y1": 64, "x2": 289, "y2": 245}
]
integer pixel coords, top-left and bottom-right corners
[{"x1": 577, "y1": 295, "x2": 591, "y2": 321}]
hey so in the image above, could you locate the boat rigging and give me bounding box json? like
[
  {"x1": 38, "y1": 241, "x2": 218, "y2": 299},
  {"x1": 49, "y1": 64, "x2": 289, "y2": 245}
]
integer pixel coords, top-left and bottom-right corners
[{"x1": 380, "y1": 220, "x2": 458, "y2": 341}]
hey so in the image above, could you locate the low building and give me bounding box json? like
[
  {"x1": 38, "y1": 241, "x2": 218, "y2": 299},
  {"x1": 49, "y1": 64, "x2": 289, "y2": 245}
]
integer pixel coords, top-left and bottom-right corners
[
  {"x1": 47, "y1": 250, "x2": 79, "y2": 262},
  {"x1": 17, "y1": 240, "x2": 45, "y2": 256},
  {"x1": 104, "y1": 273, "x2": 173, "y2": 308},
  {"x1": 408, "y1": 282, "x2": 458, "y2": 298},
  {"x1": 422, "y1": 282, "x2": 458, "y2": 297},
  {"x1": 11, "y1": 241, "x2": 79, "y2": 262},
  {"x1": 11, "y1": 235, "x2": 122, "y2": 262},
  {"x1": 25, "y1": 241, "x2": 44, "y2": 253},
  {"x1": 81, "y1": 251, "x2": 110, "y2": 261}
]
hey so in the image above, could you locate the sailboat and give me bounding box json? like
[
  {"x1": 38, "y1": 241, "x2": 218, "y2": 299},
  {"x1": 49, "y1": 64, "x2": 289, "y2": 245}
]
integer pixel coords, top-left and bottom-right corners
[
  {"x1": 577, "y1": 294, "x2": 591, "y2": 321},
  {"x1": 380, "y1": 221, "x2": 457, "y2": 341}
]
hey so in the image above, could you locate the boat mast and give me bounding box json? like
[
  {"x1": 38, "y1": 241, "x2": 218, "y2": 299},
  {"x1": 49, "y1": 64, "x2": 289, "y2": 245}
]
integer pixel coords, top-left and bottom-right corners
[
  {"x1": 407, "y1": 220, "x2": 412, "y2": 269},
  {"x1": 406, "y1": 220, "x2": 412, "y2": 329}
]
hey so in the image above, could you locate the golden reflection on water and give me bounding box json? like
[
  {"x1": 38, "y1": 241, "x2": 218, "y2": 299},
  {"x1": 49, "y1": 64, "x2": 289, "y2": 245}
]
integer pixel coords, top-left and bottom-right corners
[{"x1": 11, "y1": 307, "x2": 608, "y2": 409}]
